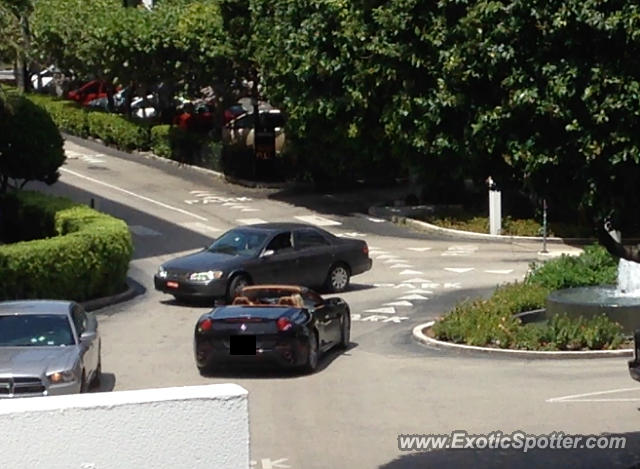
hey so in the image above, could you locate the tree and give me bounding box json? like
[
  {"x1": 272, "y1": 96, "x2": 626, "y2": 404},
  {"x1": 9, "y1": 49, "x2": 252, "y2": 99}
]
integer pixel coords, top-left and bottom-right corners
[
  {"x1": 0, "y1": 0, "x2": 34, "y2": 92},
  {"x1": 0, "y1": 88, "x2": 65, "y2": 192}
]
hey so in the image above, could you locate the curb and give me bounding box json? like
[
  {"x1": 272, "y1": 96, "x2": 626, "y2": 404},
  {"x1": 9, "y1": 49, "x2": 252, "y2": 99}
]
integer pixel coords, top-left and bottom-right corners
[
  {"x1": 81, "y1": 277, "x2": 145, "y2": 312},
  {"x1": 412, "y1": 321, "x2": 633, "y2": 359},
  {"x1": 62, "y1": 133, "x2": 308, "y2": 191}
]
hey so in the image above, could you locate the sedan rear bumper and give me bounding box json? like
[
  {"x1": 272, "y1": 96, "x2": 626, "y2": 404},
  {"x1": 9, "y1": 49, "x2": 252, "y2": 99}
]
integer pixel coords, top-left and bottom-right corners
[{"x1": 629, "y1": 360, "x2": 640, "y2": 382}]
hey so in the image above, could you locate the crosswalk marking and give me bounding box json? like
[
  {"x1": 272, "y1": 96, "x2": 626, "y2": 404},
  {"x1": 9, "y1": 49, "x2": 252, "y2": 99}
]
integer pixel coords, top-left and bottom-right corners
[{"x1": 180, "y1": 222, "x2": 222, "y2": 235}]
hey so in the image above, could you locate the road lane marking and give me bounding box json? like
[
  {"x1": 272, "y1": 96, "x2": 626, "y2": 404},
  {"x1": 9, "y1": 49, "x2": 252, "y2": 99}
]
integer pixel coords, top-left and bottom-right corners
[
  {"x1": 373, "y1": 283, "x2": 395, "y2": 288},
  {"x1": 390, "y1": 264, "x2": 413, "y2": 269},
  {"x1": 546, "y1": 387, "x2": 640, "y2": 403},
  {"x1": 484, "y1": 269, "x2": 514, "y2": 274},
  {"x1": 399, "y1": 269, "x2": 424, "y2": 275},
  {"x1": 60, "y1": 168, "x2": 208, "y2": 221},
  {"x1": 377, "y1": 254, "x2": 397, "y2": 260},
  {"x1": 384, "y1": 301, "x2": 413, "y2": 307},
  {"x1": 250, "y1": 458, "x2": 291, "y2": 469},
  {"x1": 336, "y1": 231, "x2": 367, "y2": 238},
  {"x1": 406, "y1": 289, "x2": 434, "y2": 294},
  {"x1": 406, "y1": 247, "x2": 432, "y2": 252},
  {"x1": 444, "y1": 267, "x2": 475, "y2": 273},
  {"x1": 397, "y1": 294, "x2": 429, "y2": 300},
  {"x1": 444, "y1": 282, "x2": 462, "y2": 289},
  {"x1": 294, "y1": 215, "x2": 341, "y2": 226},
  {"x1": 402, "y1": 277, "x2": 433, "y2": 283},
  {"x1": 367, "y1": 217, "x2": 386, "y2": 223},
  {"x1": 363, "y1": 307, "x2": 396, "y2": 315}
]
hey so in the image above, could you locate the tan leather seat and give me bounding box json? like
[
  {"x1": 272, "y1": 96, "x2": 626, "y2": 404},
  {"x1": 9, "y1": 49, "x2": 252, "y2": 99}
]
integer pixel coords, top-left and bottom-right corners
[{"x1": 232, "y1": 296, "x2": 252, "y2": 305}]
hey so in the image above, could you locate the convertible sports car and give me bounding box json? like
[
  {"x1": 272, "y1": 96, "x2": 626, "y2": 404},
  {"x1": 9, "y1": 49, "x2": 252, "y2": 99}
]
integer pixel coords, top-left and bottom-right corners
[
  {"x1": 0, "y1": 300, "x2": 101, "y2": 397},
  {"x1": 193, "y1": 285, "x2": 350, "y2": 373},
  {"x1": 155, "y1": 222, "x2": 372, "y2": 303}
]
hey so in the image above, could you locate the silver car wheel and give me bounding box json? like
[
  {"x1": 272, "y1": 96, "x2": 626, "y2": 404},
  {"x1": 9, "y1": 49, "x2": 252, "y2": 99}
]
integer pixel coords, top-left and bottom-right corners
[{"x1": 331, "y1": 266, "x2": 349, "y2": 291}]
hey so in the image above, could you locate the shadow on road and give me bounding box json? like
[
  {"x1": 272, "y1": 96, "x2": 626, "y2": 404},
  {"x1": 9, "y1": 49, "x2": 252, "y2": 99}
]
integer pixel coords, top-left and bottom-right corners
[
  {"x1": 378, "y1": 432, "x2": 640, "y2": 469},
  {"x1": 90, "y1": 372, "x2": 116, "y2": 393},
  {"x1": 33, "y1": 180, "x2": 215, "y2": 260}
]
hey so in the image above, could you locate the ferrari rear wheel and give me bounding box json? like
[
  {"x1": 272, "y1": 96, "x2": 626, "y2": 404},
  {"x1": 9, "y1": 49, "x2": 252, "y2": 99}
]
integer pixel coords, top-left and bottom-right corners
[
  {"x1": 302, "y1": 331, "x2": 319, "y2": 374},
  {"x1": 339, "y1": 311, "x2": 350, "y2": 349}
]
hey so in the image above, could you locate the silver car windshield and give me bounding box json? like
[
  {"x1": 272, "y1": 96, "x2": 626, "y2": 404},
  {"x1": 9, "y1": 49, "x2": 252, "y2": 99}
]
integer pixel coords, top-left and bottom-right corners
[
  {"x1": 207, "y1": 229, "x2": 268, "y2": 256},
  {"x1": 0, "y1": 314, "x2": 75, "y2": 347}
]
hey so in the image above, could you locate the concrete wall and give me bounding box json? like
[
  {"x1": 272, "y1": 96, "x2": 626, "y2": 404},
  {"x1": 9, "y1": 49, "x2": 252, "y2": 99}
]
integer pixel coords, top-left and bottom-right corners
[{"x1": 0, "y1": 384, "x2": 249, "y2": 469}]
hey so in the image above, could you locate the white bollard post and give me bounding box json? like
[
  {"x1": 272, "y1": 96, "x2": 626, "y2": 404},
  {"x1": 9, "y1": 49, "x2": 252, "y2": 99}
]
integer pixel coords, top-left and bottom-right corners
[{"x1": 486, "y1": 176, "x2": 501, "y2": 236}]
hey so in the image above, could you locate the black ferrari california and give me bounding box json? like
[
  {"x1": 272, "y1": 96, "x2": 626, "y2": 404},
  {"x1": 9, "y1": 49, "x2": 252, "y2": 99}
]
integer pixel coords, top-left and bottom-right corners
[
  {"x1": 155, "y1": 222, "x2": 372, "y2": 302},
  {"x1": 193, "y1": 285, "x2": 351, "y2": 373}
]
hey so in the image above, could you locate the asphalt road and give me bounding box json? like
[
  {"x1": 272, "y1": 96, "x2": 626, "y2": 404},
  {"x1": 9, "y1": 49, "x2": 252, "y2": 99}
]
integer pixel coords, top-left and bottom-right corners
[{"x1": 32, "y1": 138, "x2": 640, "y2": 469}]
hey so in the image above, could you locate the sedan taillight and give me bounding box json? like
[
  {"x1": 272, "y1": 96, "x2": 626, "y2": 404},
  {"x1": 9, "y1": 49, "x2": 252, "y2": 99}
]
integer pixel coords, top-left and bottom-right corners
[
  {"x1": 276, "y1": 317, "x2": 292, "y2": 332},
  {"x1": 363, "y1": 243, "x2": 369, "y2": 255}
]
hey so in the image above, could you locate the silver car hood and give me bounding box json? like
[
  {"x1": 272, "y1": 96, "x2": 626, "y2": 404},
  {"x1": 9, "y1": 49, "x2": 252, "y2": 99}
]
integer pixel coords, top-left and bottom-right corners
[{"x1": 0, "y1": 346, "x2": 78, "y2": 378}]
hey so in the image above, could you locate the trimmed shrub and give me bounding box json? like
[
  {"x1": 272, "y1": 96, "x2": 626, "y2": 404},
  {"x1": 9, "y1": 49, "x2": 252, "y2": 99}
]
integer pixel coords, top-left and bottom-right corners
[
  {"x1": 26, "y1": 93, "x2": 89, "y2": 137},
  {"x1": 0, "y1": 191, "x2": 133, "y2": 301},
  {"x1": 87, "y1": 112, "x2": 150, "y2": 151},
  {"x1": 525, "y1": 244, "x2": 618, "y2": 290},
  {"x1": 150, "y1": 124, "x2": 172, "y2": 158}
]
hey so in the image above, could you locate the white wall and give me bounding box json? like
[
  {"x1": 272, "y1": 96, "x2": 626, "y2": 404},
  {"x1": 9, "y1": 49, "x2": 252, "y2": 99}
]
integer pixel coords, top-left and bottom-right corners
[{"x1": 0, "y1": 384, "x2": 249, "y2": 469}]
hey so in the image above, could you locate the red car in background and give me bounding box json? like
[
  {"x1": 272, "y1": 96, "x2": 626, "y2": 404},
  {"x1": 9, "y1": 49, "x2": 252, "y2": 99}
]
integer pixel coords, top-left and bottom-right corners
[{"x1": 67, "y1": 80, "x2": 108, "y2": 106}]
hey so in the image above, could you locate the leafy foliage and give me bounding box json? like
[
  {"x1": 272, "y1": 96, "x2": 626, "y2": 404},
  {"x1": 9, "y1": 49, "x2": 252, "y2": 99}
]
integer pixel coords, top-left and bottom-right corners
[
  {"x1": 0, "y1": 191, "x2": 133, "y2": 301},
  {"x1": 432, "y1": 245, "x2": 625, "y2": 350},
  {"x1": 0, "y1": 88, "x2": 65, "y2": 191}
]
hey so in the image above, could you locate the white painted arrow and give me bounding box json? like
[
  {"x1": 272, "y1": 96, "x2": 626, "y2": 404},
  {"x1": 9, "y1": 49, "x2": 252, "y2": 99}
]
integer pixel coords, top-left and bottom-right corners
[
  {"x1": 373, "y1": 283, "x2": 395, "y2": 288},
  {"x1": 390, "y1": 264, "x2": 413, "y2": 269},
  {"x1": 444, "y1": 282, "x2": 462, "y2": 289},
  {"x1": 382, "y1": 316, "x2": 410, "y2": 323},
  {"x1": 399, "y1": 269, "x2": 424, "y2": 275},
  {"x1": 363, "y1": 307, "x2": 396, "y2": 315},
  {"x1": 397, "y1": 294, "x2": 429, "y2": 300},
  {"x1": 383, "y1": 301, "x2": 413, "y2": 307},
  {"x1": 393, "y1": 283, "x2": 419, "y2": 289},
  {"x1": 421, "y1": 282, "x2": 440, "y2": 289},
  {"x1": 406, "y1": 289, "x2": 434, "y2": 294},
  {"x1": 406, "y1": 247, "x2": 432, "y2": 252},
  {"x1": 360, "y1": 315, "x2": 389, "y2": 322},
  {"x1": 484, "y1": 269, "x2": 514, "y2": 274},
  {"x1": 444, "y1": 267, "x2": 475, "y2": 273}
]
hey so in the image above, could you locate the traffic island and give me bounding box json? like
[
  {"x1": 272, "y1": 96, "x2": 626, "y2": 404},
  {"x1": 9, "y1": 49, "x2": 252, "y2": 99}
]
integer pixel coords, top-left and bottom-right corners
[{"x1": 413, "y1": 321, "x2": 633, "y2": 359}]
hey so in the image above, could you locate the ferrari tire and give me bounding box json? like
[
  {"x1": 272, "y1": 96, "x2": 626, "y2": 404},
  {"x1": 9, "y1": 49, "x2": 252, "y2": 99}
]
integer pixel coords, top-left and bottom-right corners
[
  {"x1": 302, "y1": 331, "x2": 319, "y2": 374},
  {"x1": 339, "y1": 311, "x2": 351, "y2": 349}
]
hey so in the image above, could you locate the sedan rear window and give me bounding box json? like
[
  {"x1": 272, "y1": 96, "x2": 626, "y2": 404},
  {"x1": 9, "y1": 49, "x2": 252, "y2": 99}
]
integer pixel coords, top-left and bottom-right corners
[{"x1": 0, "y1": 314, "x2": 75, "y2": 347}]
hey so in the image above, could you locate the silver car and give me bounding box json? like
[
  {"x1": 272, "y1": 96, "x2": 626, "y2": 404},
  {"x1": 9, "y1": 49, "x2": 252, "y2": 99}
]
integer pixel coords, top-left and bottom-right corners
[{"x1": 0, "y1": 300, "x2": 101, "y2": 397}]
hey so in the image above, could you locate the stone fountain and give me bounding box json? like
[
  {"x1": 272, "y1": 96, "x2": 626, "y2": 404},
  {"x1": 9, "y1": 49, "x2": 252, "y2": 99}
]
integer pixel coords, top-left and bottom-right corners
[
  {"x1": 546, "y1": 259, "x2": 640, "y2": 334},
  {"x1": 545, "y1": 215, "x2": 640, "y2": 340}
]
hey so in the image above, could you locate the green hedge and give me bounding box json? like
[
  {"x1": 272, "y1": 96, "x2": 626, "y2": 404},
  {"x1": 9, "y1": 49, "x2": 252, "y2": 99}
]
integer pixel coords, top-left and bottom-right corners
[
  {"x1": 26, "y1": 93, "x2": 89, "y2": 137},
  {"x1": 87, "y1": 111, "x2": 150, "y2": 151},
  {"x1": 0, "y1": 191, "x2": 133, "y2": 301},
  {"x1": 432, "y1": 245, "x2": 626, "y2": 350}
]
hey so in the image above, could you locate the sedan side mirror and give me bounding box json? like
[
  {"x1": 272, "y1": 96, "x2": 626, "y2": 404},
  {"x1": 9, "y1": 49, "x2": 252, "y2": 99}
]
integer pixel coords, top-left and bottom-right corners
[{"x1": 261, "y1": 249, "x2": 275, "y2": 258}]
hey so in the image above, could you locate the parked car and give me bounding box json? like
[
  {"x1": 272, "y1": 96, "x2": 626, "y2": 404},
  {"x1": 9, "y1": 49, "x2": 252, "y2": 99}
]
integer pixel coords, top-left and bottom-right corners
[
  {"x1": 0, "y1": 300, "x2": 101, "y2": 397},
  {"x1": 154, "y1": 223, "x2": 372, "y2": 302},
  {"x1": 221, "y1": 108, "x2": 286, "y2": 155},
  {"x1": 629, "y1": 329, "x2": 640, "y2": 381},
  {"x1": 67, "y1": 80, "x2": 108, "y2": 106},
  {"x1": 194, "y1": 284, "x2": 350, "y2": 373}
]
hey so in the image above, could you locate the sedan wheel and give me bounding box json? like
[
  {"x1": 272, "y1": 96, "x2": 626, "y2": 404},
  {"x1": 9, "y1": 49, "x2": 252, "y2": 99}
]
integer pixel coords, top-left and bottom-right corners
[
  {"x1": 226, "y1": 275, "x2": 250, "y2": 303},
  {"x1": 325, "y1": 264, "x2": 350, "y2": 293},
  {"x1": 303, "y1": 332, "x2": 319, "y2": 374}
]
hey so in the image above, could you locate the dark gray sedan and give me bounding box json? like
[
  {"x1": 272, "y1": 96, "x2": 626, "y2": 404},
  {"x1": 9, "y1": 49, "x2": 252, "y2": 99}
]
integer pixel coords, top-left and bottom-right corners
[
  {"x1": 154, "y1": 223, "x2": 372, "y2": 302},
  {"x1": 0, "y1": 300, "x2": 101, "y2": 397}
]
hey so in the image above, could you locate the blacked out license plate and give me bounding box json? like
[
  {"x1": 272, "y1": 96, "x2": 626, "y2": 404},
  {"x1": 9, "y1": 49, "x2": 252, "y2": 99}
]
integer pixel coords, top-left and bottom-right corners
[{"x1": 230, "y1": 335, "x2": 256, "y2": 355}]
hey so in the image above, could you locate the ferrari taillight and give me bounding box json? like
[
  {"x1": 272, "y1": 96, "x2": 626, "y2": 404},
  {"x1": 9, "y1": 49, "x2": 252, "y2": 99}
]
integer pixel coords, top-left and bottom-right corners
[
  {"x1": 276, "y1": 317, "x2": 292, "y2": 332},
  {"x1": 198, "y1": 318, "x2": 213, "y2": 332}
]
